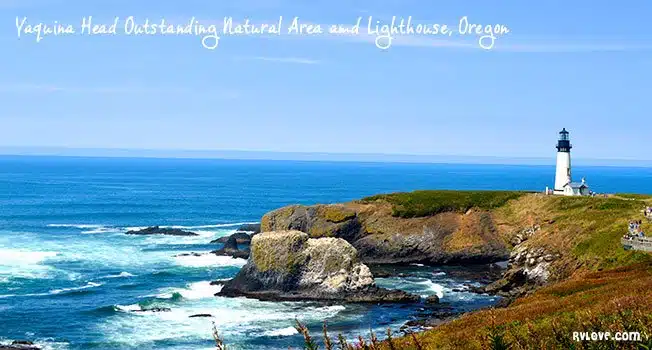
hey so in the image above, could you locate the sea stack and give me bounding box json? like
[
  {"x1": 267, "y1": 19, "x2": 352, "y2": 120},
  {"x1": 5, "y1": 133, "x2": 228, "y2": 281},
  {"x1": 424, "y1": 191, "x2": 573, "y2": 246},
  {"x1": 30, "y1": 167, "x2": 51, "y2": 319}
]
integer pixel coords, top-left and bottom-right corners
[{"x1": 218, "y1": 230, "x2": 419, "y2": 303}]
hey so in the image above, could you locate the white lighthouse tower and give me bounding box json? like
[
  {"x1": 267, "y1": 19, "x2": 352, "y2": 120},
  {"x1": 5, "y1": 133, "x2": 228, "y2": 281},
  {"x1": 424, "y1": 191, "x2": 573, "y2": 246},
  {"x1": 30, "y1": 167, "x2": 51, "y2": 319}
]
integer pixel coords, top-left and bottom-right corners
[
  {"x1": 551, "y1": 128, "x2": 590, "y2": 196},
  {"x1": 554, "y1": 128, "x2": 572, "y2": 193}
]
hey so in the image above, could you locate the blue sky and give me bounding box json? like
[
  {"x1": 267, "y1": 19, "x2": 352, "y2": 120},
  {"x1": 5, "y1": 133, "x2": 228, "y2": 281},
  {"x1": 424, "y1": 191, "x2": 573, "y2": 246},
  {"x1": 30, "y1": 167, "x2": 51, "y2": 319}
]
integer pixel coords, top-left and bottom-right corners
[{"x1": 1, "y1": 0, "x2": 651, "y2": 161}]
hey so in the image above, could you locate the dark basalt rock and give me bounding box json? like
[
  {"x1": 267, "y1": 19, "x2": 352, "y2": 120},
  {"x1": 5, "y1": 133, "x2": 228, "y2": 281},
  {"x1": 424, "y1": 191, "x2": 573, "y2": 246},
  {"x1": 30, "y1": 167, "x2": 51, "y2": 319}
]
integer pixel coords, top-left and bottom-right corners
[
  {"x1": 210, "y1": 231, "x2": 252, "y2": 244},
  {"x1": 134, "y1": 307, "x2": 171, "y2": 312},
  {"x1": 219, "y1": 283, "x2": 419, "y2": 303},
  {"x1": 237, "y1": 223, "x2": 261, "y2": 234},
  {"x1": 176, "y1": 252, "x2": 203, "y2": 257},
  {"x1": 126, "y1": 226, "x2": 198, "y2": 236},
  {"x1": 0, "y1": 341, "x2": 41, "y2": 350},
  {"x1": 425, "y1": 295, "x2": 440, "y2": 304},
  {"x1": 189, "y1": 313, "x2": 213, "y2": 318},
  {"x1": 211, "y1": 236, "x2": 250, "y2": 259},
  {"x1": 483, "y1": 269, "x2": 529, "y2": 298}
]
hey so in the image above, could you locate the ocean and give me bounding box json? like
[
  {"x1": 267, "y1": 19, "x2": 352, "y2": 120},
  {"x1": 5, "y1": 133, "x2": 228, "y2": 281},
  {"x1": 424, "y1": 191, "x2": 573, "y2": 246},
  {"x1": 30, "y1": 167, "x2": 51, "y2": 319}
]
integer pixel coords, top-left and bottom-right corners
[{"x1": 1, "y1": 156, "x2": 651, "y2": 349}]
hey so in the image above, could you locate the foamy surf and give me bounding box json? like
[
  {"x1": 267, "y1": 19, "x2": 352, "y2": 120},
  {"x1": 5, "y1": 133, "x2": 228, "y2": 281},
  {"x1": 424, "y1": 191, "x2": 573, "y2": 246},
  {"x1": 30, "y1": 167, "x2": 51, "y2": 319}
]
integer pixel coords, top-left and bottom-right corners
[
  {"x1": 99, "y1": 297, "x2": 346, "y2": 347},
  {"x1": 261, "y1": 326, "x2": 298, "y2": 337},
  {"x1": 47, "y1": 224, "x2": 105, "y2": 229},
  {"x1": 156, "y1": 281, "x2": 223, "y2": 300},
  {"x1": 50, "y1": 282, "x2": 102, "y2": 295},
  {"x1": 174, "y1": 254, "x2": 247, "y2": 268},
  {"x1": 416, "y1": 280, "x2": 445, "y2": 299},
  {"x1": 102, "y1": 272, "x2": 136, "y2": 279},
  {"x1": 0, "y1": 248, "x2": 57, "y2": 265},
  {"x1": 0, "y1": 248, "x2": 62, "y2": 281}
]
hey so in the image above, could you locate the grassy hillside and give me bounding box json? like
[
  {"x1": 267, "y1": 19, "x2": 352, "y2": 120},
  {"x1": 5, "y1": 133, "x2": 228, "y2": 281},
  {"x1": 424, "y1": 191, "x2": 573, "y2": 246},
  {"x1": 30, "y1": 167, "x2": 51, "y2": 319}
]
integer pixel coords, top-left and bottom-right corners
[
  {"x1": 372, "y1": 191, "x2": 652, "y2": 349},
  {"x1": 494, "y1": 194, "x2": 652, "y2": 276},
  {"x1": 221, "y1": 191, "x2": 652, "y2": 349},
  {"x1": 363, "y1": 190, "x2": 652, "y2": 275},
  {"x1": 362, "y1": 190, "x2": 525, "y2": 218},
  {"x1": 380, "y1": 263, "x2": 652, "y2": 350}
]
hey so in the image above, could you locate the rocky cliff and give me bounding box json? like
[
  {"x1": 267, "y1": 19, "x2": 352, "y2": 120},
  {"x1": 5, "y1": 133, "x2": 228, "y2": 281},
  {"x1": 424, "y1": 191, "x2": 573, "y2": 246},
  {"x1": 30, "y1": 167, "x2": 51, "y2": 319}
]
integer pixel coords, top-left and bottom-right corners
[
  {"x1": 259, "y1": 191, "x2": 652, "y2": 298},
  {"x1": 218, "y1": 230, "x2": 419, "y2": 303},
  {"x1": 260, "y1": 201, "x2": 510, "y2": 264}
]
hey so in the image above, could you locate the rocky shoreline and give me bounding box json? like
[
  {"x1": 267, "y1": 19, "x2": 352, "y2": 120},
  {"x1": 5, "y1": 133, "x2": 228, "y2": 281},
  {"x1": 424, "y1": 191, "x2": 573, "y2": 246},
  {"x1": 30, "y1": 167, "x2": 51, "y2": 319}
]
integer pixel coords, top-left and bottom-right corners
[{"x1": 0, "y1": 341, "x2": 41, "y2": 350}]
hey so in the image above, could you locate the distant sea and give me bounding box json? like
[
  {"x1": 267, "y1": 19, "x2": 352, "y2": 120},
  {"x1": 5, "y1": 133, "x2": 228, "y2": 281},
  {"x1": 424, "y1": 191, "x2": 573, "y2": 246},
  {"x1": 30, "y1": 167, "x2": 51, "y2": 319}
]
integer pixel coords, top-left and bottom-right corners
[{"x1": 1, "y1": 156, "x2": 651, "y2": 349}]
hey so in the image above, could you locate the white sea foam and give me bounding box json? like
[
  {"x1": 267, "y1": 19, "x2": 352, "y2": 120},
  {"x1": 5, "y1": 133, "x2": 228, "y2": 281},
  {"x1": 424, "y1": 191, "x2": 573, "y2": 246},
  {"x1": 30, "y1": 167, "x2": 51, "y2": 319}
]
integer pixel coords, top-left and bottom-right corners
[
  {"x1": 47, "y1": 223, "x2": 105, "y2": 229},
  {"x1": 115, "y1": 303, "x2": 143, "y2": 312},
  {"x1": 0, "y1": 248, "x2": 58, "y2": 265},
  {"x1": 261, "y1": 326, "x2": 298, "y2": 337},
  {"x1": 49, "y1": 282, "x2": 102, "y2": 295},
  {"x1": 0, "y1": 248, "x2": 60, "y2": 280},
  {"x1": 47, "y1": 223, "x2": 124, "y2": 234},
  {"x1": 433, "y1": 271, "x2": 446, "y2": 276},
  {"x1": 99, "y1": 296, "x2": 345, "y2": 347},
  {"x1": 81, "y1": 227, "x2": 121, "y2": 234},
  {"x1": 0, "y1": 282, "x2": 102, "y2": 299},
  {"x1": 410, "y1": 263, "x2": 425, "y2": 267},
  {"x1": 123, "y1": 226, "x2": 149, "y2": 232},
  {"x1": 416, "y1": 280, "x2": 445, "y2": 299},
  {"x1": 102, "y1": 272, "x2": 136, "y2": 279},
  {"x1": 174, "y1": 254, "x2": 246, "y2": 268},
  {"x1": 156, "y1": 281, "x2": 223, "y2": 300}
]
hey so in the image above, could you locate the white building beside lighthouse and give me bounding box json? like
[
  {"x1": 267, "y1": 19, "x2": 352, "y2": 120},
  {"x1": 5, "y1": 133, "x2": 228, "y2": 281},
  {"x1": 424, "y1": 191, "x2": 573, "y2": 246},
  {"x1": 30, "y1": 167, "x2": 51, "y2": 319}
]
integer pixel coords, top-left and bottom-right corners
[{"x1": 551, "y1": 128, "x2": 590, "y2": 196}]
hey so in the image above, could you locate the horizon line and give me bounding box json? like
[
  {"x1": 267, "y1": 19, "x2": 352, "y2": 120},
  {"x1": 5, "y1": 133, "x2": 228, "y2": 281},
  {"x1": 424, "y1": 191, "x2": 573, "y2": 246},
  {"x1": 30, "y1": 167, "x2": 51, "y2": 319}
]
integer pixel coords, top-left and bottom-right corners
[{"x1": 1, "y1": 146, "x2": 652, "y2": 167}]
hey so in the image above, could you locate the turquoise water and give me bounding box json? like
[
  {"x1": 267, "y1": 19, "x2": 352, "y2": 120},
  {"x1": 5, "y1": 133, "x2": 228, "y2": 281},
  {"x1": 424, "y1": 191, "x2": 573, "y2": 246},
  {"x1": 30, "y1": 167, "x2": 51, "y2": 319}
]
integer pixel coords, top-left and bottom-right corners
[{"x1": 1, "y1": 156, "x2": 651, "y2": 349}]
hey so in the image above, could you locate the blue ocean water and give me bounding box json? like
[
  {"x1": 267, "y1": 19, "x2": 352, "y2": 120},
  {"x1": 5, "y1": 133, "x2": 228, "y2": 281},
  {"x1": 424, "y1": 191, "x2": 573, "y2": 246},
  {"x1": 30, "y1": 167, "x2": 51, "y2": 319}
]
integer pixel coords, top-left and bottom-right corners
[{"x1": 1, "y1": 156, "x2": 651, "y2": 349}]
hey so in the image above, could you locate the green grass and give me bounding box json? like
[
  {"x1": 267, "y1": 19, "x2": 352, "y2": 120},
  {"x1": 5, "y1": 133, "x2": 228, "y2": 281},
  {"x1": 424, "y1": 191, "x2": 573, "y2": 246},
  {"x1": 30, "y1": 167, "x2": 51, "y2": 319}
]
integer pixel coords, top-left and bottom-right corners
[
  {"x1": 615, "y1": 193, "x2": 652, "y2": 200},
  {"x1": 546, "y1": 197, "x2": 652, "y2": 269},
  {"x1": 362, "y1": 190, "x2": 526, "y2": 218}
]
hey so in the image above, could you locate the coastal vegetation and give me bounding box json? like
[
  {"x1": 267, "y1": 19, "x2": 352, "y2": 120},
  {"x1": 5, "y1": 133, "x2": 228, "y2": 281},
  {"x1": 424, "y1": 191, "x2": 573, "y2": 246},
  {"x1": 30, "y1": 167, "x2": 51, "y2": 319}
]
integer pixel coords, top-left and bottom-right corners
[
  {"x1": 215, "y1": 190, "x2": 652, "y2": 349},
  {"x1": 362, "y1": 190, "x2": 525, "y2": 218}
]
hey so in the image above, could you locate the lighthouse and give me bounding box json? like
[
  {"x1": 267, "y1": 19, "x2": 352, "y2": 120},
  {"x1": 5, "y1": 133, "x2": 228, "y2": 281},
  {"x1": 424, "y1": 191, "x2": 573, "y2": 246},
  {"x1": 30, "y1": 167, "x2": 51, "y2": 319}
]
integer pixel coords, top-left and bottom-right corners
[
  {"x1": 554, "y1": 128, "x2": 572, "y2": 193},
  {"x1": 551, "y1": 128, "x2": 590, "y2": 196}
]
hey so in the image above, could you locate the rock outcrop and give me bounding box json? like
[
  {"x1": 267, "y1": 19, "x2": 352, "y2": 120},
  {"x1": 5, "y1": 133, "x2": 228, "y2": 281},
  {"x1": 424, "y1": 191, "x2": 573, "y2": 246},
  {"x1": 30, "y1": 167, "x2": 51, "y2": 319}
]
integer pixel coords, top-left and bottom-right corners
[
  {"x1": 484, "y1": 225, "x2": 561, "y2": 298},
  {"x1": 261, "y1": 204, "x2": 509, "y2": 264},
  {"x1": 218, "y1": 230, "x2": 419, "y2": 303},
  {"x1": 211, "y1": 231, "x2": 252, "y2": 244},
  {"x1": 125, "y1": 226, "x2": 198, "y2": 236},
  {"x1": 237, "y1": 223, "x2": 261, "y2": 234},
  {"x1": 0, "y1": 341, "x2": 41, "y2": 350},
  {"x1": 211, "y1": 235, "x2": 249, "y2": 259}
]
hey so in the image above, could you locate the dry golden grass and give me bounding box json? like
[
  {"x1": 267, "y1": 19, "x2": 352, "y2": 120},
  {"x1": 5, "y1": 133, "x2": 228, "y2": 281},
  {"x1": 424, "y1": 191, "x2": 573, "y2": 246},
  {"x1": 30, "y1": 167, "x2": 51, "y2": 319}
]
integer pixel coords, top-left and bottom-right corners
[{"x1": 379, "y1": 263, "x2": 652, "y2": 350}]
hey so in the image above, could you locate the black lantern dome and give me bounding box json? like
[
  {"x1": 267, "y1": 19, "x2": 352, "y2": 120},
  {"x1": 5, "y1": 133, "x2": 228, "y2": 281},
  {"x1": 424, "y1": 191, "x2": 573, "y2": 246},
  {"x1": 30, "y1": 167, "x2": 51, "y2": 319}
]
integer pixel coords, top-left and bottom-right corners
[{"x1": 556, "y1": 128, "x2": 572, "y2": 152}]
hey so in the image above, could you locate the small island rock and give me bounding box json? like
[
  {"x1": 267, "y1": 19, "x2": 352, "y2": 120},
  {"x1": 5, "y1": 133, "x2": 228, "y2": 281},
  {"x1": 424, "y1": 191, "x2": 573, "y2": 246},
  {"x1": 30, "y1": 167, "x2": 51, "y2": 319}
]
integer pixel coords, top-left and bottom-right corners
[
  {"x1": 425, "y1": 295, "x2": 440, "y2": 304},
  {"x1": 125, "y1": 226, "x2": 198, "y2": 236},
  {"x1": 210, "y1": 231, "x2": 252, "y2": 244},
  {"x1": 218, "y1": 230, "x2": 419, "y2": 303},
  {"x1": 0, "y1": 341, "x2": 41, "y2": 350},
  {"x1": 211, "y1": 235, "x2": 249, "y2": 259}
]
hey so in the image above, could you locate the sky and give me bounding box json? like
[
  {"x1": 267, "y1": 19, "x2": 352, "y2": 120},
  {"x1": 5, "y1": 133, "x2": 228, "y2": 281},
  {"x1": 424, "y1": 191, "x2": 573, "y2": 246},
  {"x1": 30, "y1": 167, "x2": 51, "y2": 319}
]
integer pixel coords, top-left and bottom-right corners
[{"x1": 1, "y1": 0, "x2": 651, "y2": 162}]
